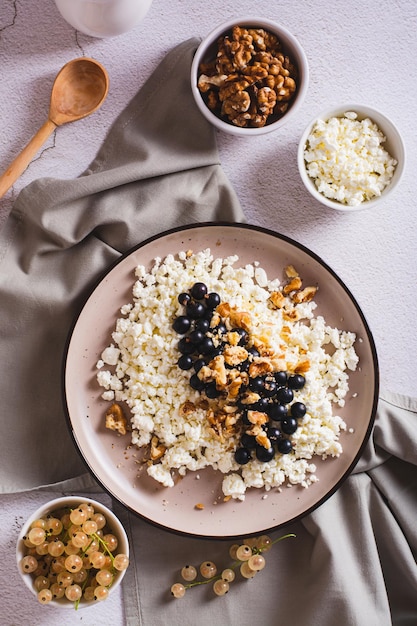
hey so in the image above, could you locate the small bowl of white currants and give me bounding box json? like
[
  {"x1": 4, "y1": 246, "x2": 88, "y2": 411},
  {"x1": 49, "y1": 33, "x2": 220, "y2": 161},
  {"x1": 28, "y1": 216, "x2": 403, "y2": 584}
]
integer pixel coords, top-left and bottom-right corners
[{"x1": 16, "y1": 496, "x2": 129, "y2": 609}]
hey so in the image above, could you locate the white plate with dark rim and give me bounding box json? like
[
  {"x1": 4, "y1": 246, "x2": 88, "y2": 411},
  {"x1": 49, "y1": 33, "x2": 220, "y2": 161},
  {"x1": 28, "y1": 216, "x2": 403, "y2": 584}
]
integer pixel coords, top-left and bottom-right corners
[{"x1": 63, "y1": 223, "x2": 378, "y2": 539}]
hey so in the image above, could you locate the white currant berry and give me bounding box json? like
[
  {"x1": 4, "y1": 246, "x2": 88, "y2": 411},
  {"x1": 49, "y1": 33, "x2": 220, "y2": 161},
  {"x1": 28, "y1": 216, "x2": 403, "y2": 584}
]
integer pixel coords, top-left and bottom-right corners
[
  {"x1": 64, "y1": 541, "x2": 80, "y2": 556},
  {"x1": 229, "y1": 544, "x2": 239, "y2": 560},
  {"x1": 92, "y1": 513, "x2": 106, "y2": 530},
  {"x1": 51, "y1": 556, "x2": 66, "y2": 573},
  {"x1": 243, "y1": 537, "x2": 258, "y2": 548},
  {"x1": 21, "y1": 555, "x2": 38, "y2": 573},
  {"x1": 73, "y1": 568, "x2": 88, "y2": 584},
  {"x1": 248, "y1": 554, "x2": 266, "y2": 571},
  {"x1": 213, "y1": 579, "x2": 229, "y2": 596},
  {"x1": 83, "y1": 586, "x2": 95, "y2": 602},
  {"x1": 65, "y1": 554, "x2": 83, "y2": 573},
  {"x1": 70, "y1": 508, "x2": 87, "y2": 526},
  {"x1": 103, "y1": 534, "x2": 118, "y2": 552},
  {"x1": 71, "y1": 531, "x2": 89, "y2": 549},
  {"x1": 82, "y1": 519, "x2": 98, "y2": 535},
  {"x1": 96, "y1": 569, "x2": 113, "y2": 587},
  {"x1": 28, "y1": 527, "x2": 46, "y2": 546},
  {"x1": 34, "y1": 575, "x2": 50, "y2": 592},
  {"x1": 35, "y1": 541, "x2": 50, "y2": 556},
  {"x1": 89, "y1": 551, "x2": 107, "y2": 569},
  {"x1": 221, "y1": 568, "x2": 235, "y2": 582},
  {"x1": 50, "y1": 582, "x2": 65, "y2": 599},
  {"x1": 48, "y1": 539, "x2": 65, "y2": 557},
  {"x1": 31, "y1": 518, "x2": 47, "y2": 530},
  {"x1": 65, "y1": 584, "x2": 83, "y2": 602},
  {"x1": 236, "y1": 544, "x2": 252, "y2": 561},
  {"x1": 240, "y1": 561, "x2": 257, "y2": 579},
  {"x1": 200, "y1": 561, "x2": 217, "y2": 578},
  {"x1": 255, "y1": 535, "x2": 272, "y2": 551},
  {"x1": 171, "y1": 583, "x2": 186, "y2": 598},
  {"x1": 57, "y1": 571, "x2": 73, "y2": 588},
  {"x1": 78, "y1": 502, "x2": 95, "y2": 517},
  {"x1": 37, "y1": 588, "x2": 53, "y2": 604},
  {"x1": 94, "y1": 585, "x2": 109, "y2": 602},
  {"x1": 181, "y1": 565, "x2": 197, "y2": 581},
  {"x1": 46, "y1": 517, "x2": 63, "y2": 536},
  {"x1": 113, "y1": 553, "x2": 130, "y2": 572}
]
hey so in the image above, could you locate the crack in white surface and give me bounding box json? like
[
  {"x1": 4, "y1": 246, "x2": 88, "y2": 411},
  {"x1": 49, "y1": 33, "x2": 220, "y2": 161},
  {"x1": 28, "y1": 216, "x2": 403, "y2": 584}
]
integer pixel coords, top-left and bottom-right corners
[{"x1": 0, "y1": 0, "x2": 17, "y2": 34}]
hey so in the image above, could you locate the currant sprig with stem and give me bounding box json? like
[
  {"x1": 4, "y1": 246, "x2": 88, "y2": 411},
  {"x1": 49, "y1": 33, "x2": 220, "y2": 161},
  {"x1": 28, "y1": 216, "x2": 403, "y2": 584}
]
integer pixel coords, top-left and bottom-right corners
[{"x1": 170, "y1": 532, "x2": 296, "y2": 598}]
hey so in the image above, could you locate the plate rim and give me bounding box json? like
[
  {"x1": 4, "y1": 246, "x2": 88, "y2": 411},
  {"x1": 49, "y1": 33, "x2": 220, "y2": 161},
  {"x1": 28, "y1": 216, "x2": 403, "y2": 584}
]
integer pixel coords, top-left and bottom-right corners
[{"x1": 62, "y1": 221, "x2": 379, "y2": 539}]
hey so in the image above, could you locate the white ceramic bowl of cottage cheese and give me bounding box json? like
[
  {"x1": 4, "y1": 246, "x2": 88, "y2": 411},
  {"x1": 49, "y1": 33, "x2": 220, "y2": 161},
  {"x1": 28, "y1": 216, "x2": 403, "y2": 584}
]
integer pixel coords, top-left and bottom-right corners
[{"x1": 297, "y1": 105, "x2": 405, "y2": 211}]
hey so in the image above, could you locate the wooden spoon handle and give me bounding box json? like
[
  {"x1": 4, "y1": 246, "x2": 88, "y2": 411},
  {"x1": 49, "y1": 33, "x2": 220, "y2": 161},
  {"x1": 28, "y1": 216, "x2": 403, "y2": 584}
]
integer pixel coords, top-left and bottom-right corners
[{"x1": 0, "y1": 119, "x2": 57, "y2": 199}]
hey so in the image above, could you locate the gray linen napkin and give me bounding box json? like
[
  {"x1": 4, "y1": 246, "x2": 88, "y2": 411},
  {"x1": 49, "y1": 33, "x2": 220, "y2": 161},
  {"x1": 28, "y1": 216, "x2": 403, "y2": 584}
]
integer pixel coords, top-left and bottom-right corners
[
  {"x1": 117, "y1": 391, "x2": 417, "y2": 626},
  {"x1": 1, "y1": 38, "x2": 416, "y2": 626},
  {"x1": 0, "y1": 38, "x2": 243, "y2": 492}
]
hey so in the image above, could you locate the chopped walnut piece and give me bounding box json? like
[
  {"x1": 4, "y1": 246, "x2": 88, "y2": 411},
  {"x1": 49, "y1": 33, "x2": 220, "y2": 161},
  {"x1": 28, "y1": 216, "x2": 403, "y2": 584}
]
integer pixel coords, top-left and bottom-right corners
[
  {"x1": 198, "y1": 73, "x2": 228, "y2": 92},
  {"x1": 247, "y1": 410, "x2": 269, "y2": 425},
  {"x1": 179, "y1": 401, "x2": 196, "y2": 416},
  {"x1": 216, "y1": 302, "x2": 232, "y2": 318},
  {"x1": 283, "y1": 309, "x2": 300, "y2": 322},
  {"x1": 255, "y1": 432, "x2": 271, "y2": 449},
  {"x1": 150, "y1": 436, "x2": 166, "y2": 461},
  {"x1": 229, "y1": 309, "x2": 251, "y2": 331},
  {"x1": 283, "y1": 277, "x2": 302, "y2": 294},
  {"x1": 292, "y1": 286, "x2": 318, "y2": 303},
  {"x1": 285, "y1": 265, "x2": 299, "y2": 278},
  {"x1": 105, "y1": 403, "x2": 128, "y2": 436},
  {"x1": 269, "y1": 290, "x2": 286, "y2": 309},
  {"x1": 294, "y1": 360, "x2": 311, "y2": 374},
  {"x1": 195, "y1": 503, "x2": 205, "y2": 510},
  {"x1": 248, "y1": 357, "x2": 274, "y2": 378},
  {"x1": 223, "y1": 345, "x2": 248, "y2": 366},
  {"x1": 210, "y1": 355, "x2": 228, "y2": 388}
]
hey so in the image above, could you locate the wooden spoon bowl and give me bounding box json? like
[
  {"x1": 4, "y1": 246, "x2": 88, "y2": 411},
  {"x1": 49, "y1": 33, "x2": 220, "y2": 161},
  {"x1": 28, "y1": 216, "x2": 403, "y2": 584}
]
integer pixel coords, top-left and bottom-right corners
[
  {"x1": 50, "y1": 58, "x2": 109, "y2": 125},
  {"x1": 0, "y1": 57, "x2": 109, "y2": 198}
]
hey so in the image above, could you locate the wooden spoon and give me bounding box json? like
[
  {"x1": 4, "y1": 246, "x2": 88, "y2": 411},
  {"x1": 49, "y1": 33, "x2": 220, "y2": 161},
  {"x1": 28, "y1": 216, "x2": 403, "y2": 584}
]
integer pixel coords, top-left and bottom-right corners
[{"x1": 0, "y1": 57, "x2": 109, "y2": 198}]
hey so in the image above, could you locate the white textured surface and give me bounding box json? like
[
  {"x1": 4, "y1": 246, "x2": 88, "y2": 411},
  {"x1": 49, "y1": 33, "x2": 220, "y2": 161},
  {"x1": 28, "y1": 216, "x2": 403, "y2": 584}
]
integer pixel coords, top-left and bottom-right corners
[{"x1": 0, "y1": 4, "x2": 415, "y2": 393}]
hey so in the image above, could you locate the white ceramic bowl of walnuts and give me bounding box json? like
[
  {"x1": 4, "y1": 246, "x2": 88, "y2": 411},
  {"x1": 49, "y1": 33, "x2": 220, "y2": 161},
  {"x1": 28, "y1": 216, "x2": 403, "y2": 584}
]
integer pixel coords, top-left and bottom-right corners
[
  {"x1": 191, "y1": 17, "x2": 309, "y2": 136},
  {"x1": 297, "y1": 104, "x2": 406, "y2": 211},
  {"x1": 16, "y1": 496, "x2": 129, "y2": 609}
]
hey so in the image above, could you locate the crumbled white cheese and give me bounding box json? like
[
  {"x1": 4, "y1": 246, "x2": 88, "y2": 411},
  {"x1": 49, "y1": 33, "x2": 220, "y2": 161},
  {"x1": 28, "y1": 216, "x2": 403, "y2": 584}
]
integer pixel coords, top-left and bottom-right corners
[
  {"x1": 304, "y1": 112, "x2": 397, "y2": 206},
  {"x1": 222, "y1": 473, "x2": 246, "y2": 501},
  {"x1": 96, "y1": 249, "x2": 358, "y2": 500}
]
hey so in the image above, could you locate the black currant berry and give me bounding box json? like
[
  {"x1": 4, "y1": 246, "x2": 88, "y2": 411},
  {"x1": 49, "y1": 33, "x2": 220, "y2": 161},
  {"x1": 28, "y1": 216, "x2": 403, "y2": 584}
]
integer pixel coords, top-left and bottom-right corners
[
  {"x1": 281, "y1": 417, "x2": 298, "y2": 435},
  {"x1": 177, "y1": 355, "x2": 193, "y2": 370},
  {"x1": 235, "y1": 447, "x2": 252, "y2": 465},
  {"x1": 172, "y1": 315, "x2": 191, "y2": 334},
  {"x1": 205, "y1": 292, "x2": 221, "y2": 309},
  {"x1": 276, "y1": 387, "x2": 294, "y2": 404},
  {"x1": 291, "y1": 402, "x2": 307, "y2": 418},
  {"x1": 269, "y1": 403, "x2": 288, "y2": 421},
  {"x1": 256, "y1": 446, "x2": 275, "y2": 462},
  {"x1": 190, "y1": 282, "x2": 208, "y2": 300},
  {"x1": 277, "y1": 439, "x2": 293, "y2": 454},
  {"x1": 288, "y1": 374, "x2": 306, "y2": 390}
]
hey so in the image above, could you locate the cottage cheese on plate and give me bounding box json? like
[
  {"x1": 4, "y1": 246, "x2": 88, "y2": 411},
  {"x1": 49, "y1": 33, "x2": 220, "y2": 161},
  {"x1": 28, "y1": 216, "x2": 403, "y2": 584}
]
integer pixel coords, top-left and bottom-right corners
[{"x1": 96, "y1": 249, "x2": 358, "y2": 500}]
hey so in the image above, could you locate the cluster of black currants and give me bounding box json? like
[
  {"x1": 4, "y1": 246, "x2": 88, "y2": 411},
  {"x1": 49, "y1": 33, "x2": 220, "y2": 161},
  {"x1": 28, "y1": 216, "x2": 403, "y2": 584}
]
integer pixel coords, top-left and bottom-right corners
[
  {"x1": 235, "y1": 371, "x2": 307, "y2": 464},
  {"x1": 172, "y1": 282, "x2": 308, "y2": 465},
  {"x1": 173, "y1": 282, "x2": 236, "y2": 399}
]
